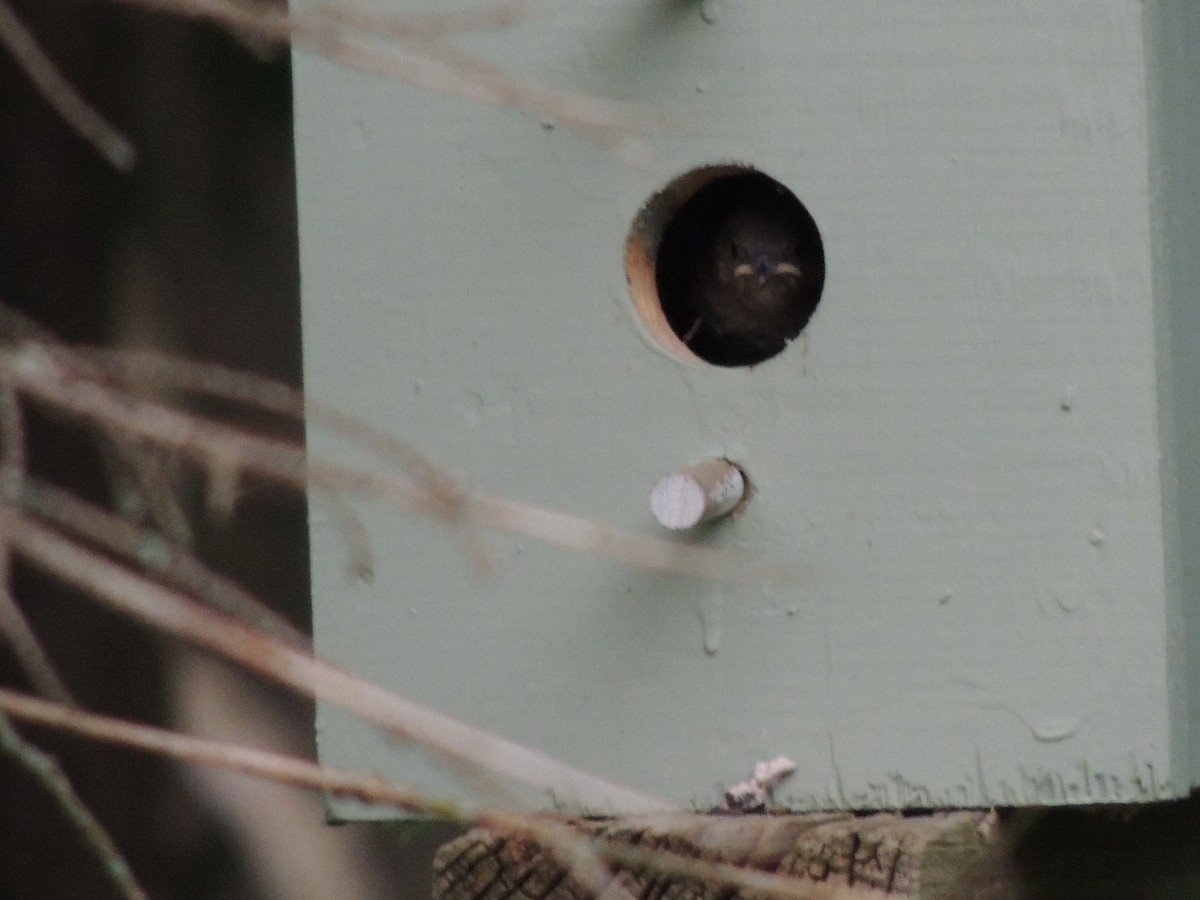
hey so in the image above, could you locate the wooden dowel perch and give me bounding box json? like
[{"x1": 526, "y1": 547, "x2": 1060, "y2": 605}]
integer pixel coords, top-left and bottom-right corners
[{"x1": 649, "y1": 458, "x2": 745, "y2": 530}]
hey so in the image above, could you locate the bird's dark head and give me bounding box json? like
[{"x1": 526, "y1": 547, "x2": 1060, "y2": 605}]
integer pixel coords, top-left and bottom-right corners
[{"x1": 715, "y1": 208, "x2": 804, "y2": 289}]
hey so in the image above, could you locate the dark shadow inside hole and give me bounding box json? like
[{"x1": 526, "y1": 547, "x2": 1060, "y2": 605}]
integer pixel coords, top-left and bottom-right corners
[{"x1": 654, "y1": 171, "x2": 825, "y2": 367}]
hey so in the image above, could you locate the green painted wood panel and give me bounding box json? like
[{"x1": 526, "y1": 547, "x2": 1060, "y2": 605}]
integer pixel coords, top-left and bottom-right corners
[
  {"x1": 294, "y1": 1, "x2": 1198, "y2": 815},
  {"x1": 1145, "y1": 1, "x2": 1200, "y2": 789}
]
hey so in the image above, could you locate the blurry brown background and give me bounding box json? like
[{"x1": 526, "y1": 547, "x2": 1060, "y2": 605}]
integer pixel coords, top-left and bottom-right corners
[{"x1": 0, "y1": 1, "x2": 456, "y2": 895}]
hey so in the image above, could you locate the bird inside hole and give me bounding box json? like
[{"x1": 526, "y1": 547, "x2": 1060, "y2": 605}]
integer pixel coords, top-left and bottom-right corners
[{"x1": 655, "y1": 173, "x2": 824, "y2": 367}]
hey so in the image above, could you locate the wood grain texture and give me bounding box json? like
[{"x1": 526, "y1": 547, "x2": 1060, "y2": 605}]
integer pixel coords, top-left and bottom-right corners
[
  {"x1": 433, "y1": 797, "x2": 1200, "y2": 899},
  {"x1": 294, "y1": 1, "x2": 1195, "y2": 814},
  {"x1": 432, "y1": 812, "x2": 1000, "y2": 900}
]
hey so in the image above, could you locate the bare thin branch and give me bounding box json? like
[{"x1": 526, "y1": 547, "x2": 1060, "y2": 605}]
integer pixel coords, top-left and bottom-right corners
[
  {"x1": 0, "y1": 552, "x2": 77, "y2": 705},
  {"x1": 2, "y1": 509, "x2": 671, "y2": 814},
  {"x1": 0, "y1": 688, "x2": 831, "y2": 899},
  {"x1": 0, "y1": 688, "x2": 630, "y2": 898},
  {"x1": 89, "y1": 348, "x2": 438, "y2": 479},
  {"x1": 98, "y1": 0, "x2": 650, "y2": 152},
  {"x1": 8, "y1": 344, "x2": 809, "y2": 584},
  {"x1": 100, "y1": 435, "x2": 195, "y2": 544},
  {"x1": 310, "y1": 1, "x2": 536, "y2": 39},
  {"x1": 0, "y1": 685, "x2": 465, "y2": 817},
  {"x1": 311, "y1": 487, "x2": 376, "y2": 584},
  {"x1": 0, "y1": 381, "x2": 26, "y2": 474},
  {"x1": 0, "y1": 378, "x2": 77, "y2": 704},
  {"x1": 0, "y1": 0, "x2": 136, "y2": 170},
  {"x1": 14, "y1": 476, "x2": 309, "y2": 650},
  {"x1": 0, "y1": 329, "x2": 824, "y2": 896},
  {"x1": 0, "y1": 716, "x2": 148, "y2": 900}
]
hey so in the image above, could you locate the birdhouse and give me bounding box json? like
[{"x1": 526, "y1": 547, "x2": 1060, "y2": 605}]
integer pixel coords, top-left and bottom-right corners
[{"x1": 293, "y1": 2, "x2": 1200, "y2": 817}]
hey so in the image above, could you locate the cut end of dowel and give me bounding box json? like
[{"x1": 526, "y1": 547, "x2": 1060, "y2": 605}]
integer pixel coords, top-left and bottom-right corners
[{"x1": 649, "y1": 458, "x2": 745, "y2": 530}]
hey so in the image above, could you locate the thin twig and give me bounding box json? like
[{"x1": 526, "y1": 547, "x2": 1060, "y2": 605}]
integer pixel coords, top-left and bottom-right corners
[
  {"x1": 100, "y1": 434, "x2": 195, "y2": 544},
  {"x1": 8, "y1": 344, "x2": 809, "y2": 584},
  {"x1": 14, "y1": 476, "x2": 309, "y2": 650},
  {"x1": 100, "y1": 0, "x2": 649, "y2": 150},
  {"x1": 3, "y1": 508, "x2": 671, "y2": 814},
  {"x1": 0, "y1": 0, "x2": 136, "y2": 170},
  {"x1": 0, "y1": 684, "x2": 496, "y2": 818},
  {"x1": 310, "y1": 1, "x2": 536, "y2": 39},
  {"x1": 89, "y1": 348, "x2": 442, "y2": 484},
  {"x1": 0, "y1": 550, "x2": 77, "y2": 704},
  {"x1": 310, "y1": 487, "x2": 376, "y2": 583},
  {"x1": 0, "y1": 688, "x2": 830, "y2": 899},
  {"x1": 0, "y1": 371, "x2": 141, "y2": 900},
  {"x1": 0, "y1": 380, "x2": 26, "y2": 474},
  {"x1": 0, "y1": 379, "x2": 77, "y2": 704},
  {"x1": 0, "y1": 715, "x2": 148, "y2": 900}
]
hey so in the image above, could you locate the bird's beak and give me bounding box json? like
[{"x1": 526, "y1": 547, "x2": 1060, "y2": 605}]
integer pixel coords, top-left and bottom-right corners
[{"x1": 735, "y1": 258, "x2": 802, "y2": 282}]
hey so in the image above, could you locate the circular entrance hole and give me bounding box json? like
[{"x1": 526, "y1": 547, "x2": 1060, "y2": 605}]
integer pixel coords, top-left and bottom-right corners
[{"x1": 626, "y1": 166, "x2": 824, "y2": 367}]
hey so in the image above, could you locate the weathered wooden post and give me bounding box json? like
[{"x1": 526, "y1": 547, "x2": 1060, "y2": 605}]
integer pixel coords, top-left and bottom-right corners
[{"x1": 292, "y1": 2, "x2": 1200, "y2": 894}]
